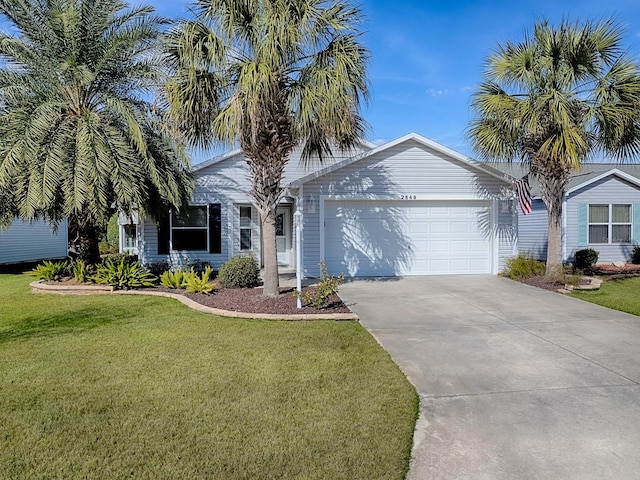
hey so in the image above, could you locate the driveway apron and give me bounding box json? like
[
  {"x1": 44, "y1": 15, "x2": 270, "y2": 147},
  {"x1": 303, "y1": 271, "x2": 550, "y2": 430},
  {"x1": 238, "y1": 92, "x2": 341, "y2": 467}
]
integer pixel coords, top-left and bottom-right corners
[{"x1": 339, "y1": 276, "x2": 640, "y2": 480}]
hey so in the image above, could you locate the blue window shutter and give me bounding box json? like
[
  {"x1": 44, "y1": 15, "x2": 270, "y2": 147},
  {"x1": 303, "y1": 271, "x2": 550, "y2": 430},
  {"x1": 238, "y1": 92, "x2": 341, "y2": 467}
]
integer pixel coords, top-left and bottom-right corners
[
  {"x1": 633, "y1": 204, "x2": 640, "y2": 244},
  {"x1": 577, "y1": 203, "x2": 588, "y2": 247}
]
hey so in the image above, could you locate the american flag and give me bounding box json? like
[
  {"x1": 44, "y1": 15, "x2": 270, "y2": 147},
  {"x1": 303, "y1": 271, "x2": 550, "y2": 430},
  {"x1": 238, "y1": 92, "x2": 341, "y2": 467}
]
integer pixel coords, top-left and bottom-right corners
[{"x1": 513, "y1": 175, "x2": 532, "y2": 215}]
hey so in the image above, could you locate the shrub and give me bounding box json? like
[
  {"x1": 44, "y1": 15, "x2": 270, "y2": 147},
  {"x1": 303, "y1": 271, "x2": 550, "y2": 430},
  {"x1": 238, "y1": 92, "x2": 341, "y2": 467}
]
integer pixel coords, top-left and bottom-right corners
[
  {"x1": 70, "y1": 258, "x2": 91, "y2": 283},
  {"x1": 106, "y1": 214, "x2": 119, "y2": 249},
  {"x1": 147, "y1": 260, "x2": 171, "y2": 277},
  {"x1": 184, "y1": 266, "x2": 216, "y2": 294},
  {"x1": 102, "y1": 253, "x2": 138, "y2": 265},
  {"x1": 32, "y1": 260, "x2": 70, "y2": 281},
  {"x1": 184, "y1": 258, "x2": 212, "y2": 276},
  {"x1": 98, "y1": 241, "x2": 118, "y2": 255},
  {"x1": 574, "y1": 248, "x2": 599, "y2": 270},
  {"x1": 218, "y1": 254, "x2": 260, "y2": 288},
  {"x1": 295, "y1": 263, "x2": 344, "y2": 309},
  {"x1": 632, "y1": 245, "x2": 640, "y2": 265},
  {"x1": 160, "y1": 270, "x2": 187, "y2": 289},
  {"x1": 94, "y1": 257, "x2": 156, "y2": 290},
  {"x1": 501, "y1": 254, "x2": 545, "y2": 280}
]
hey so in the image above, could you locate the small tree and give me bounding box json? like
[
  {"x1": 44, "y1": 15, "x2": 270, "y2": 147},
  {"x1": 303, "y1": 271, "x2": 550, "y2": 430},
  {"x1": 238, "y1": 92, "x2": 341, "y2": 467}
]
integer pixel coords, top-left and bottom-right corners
[
  {"x1": 165, "y1": 0, "x2": 369, "y2": 296},
  {"x1": 469, "y1": 19, "x2": 640, "y2": 276}
]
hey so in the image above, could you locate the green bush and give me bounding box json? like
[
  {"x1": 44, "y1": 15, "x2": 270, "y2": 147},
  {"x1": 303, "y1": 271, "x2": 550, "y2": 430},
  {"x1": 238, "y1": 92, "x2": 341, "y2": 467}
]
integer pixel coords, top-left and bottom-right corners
[
  {"x1": 183, "y1": 258, "x2": 212, "y2": 276},
  {"x1": 632, "y1": 245, "x2": 640, "y2": 265},
  {"x1": 106, "y1": 214, "x2": 119, "y2": 249},
  {"x1": 160, "y1": 270, "x2": 187, "y2": 289},
  {"x1": 32, "y1": 260, "x2": 70, "y2": 281},
  {"x1": 70, "y1": 258, "x2": 92, "y2": 283},
  {"x1": 102, "y1": 253, "x2": 138, "y2": 265},
  {"x1": 218, "y1": 254, "x2": 260, "y2": 288},
  {"x1": 94, "y1": 257, "x2": 156, "y2": 290},
  {"x1": 295, "y1": 263, "x2": 345, "y2": 309},
  {"x1": 146, "y1": 260, "x2": 170, "y2": 277},
  {"x1": 501, "y1": 254, "x2": 545, "y2": 280},
  {"x1": 574, "y1": 248, "x2": 599, "y2": 270},
  {"x1": 184, "y1": 266, "x2": 216, "y2": 294},
  {"x1": 98, "y1": 241, "x2": 118, "y2": 255}
]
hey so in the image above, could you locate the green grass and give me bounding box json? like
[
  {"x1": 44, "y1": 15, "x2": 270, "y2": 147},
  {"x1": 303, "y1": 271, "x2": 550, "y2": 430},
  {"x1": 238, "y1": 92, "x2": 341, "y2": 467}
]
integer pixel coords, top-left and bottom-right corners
[
  {"x1": 571, "y1": 276, "x2": 640, "y2": 316},
  {"x1": 0, "y1": 274, "x2": 417, "y2": 479}
]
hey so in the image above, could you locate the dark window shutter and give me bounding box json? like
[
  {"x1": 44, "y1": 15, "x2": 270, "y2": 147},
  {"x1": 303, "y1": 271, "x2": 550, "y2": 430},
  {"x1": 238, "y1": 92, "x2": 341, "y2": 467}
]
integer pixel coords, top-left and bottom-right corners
[
  {"x1": 157, "y1": 210, "x2": 170, "y2": 254},
  {"x1": 209, "y1": 203, "x2": 222, "y2": 254}
]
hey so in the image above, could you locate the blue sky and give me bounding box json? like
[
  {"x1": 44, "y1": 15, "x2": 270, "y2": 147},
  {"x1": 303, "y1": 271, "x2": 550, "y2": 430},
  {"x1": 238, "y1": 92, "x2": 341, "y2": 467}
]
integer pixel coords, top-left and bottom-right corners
[{"x1": 149, "y1": 0, "x2": 640, "y2": 159}]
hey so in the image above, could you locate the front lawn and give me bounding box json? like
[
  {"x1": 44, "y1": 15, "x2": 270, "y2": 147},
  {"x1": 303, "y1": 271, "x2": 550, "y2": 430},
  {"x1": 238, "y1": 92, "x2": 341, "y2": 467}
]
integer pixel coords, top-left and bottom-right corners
[
  {"x1": 0, "y1": 273, "x2": 417, "y2": 479},
  {"x1": 571, "y1": 276, "x2": 640, "y2": 316}
]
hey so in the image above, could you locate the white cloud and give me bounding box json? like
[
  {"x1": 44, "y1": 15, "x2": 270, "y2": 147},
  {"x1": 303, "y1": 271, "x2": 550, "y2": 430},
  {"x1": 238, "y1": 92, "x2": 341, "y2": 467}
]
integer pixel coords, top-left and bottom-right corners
[{"x1": 427, "y1": 88, "x2": 451, "y2": 97}]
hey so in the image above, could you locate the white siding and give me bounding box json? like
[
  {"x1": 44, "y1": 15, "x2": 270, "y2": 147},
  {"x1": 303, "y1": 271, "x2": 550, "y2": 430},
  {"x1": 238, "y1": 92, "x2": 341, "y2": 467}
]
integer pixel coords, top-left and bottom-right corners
[
  {"x1": 141, "y1": 144, "x2": 367, "y2": 267},
  {"x1": 566, "y1": 176, "x2": 640, "y2": 262},
  {"x1": 301, "y1": 140, "x2": 516, "y2": 277},
  {"x1": 0, "y1": 219, "x2": 68, "y2": 265},
  {"x1": 517, "y1": 199, "x2": 548, "y2": 261}
]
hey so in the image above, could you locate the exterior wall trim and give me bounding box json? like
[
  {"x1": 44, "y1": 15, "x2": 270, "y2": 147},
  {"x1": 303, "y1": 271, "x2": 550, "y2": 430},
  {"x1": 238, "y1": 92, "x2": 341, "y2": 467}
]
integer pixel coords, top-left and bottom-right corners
[
  {"x1": 492, "y1": 198, "x2": 499, "y2": 274},
  {"x1": 290, "y1": 133, "x2": 513, "y2": 188},
  {"x1": 567, "y1": 168, "x2": 640, "y2": 195}
]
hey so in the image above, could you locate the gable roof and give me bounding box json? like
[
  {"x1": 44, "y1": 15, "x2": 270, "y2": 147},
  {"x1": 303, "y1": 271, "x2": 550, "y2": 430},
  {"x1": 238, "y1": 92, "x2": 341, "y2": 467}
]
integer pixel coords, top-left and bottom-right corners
[
  {"x1": 289, "y1": 132, "x2": 513, "y2": 187},
  {"x1": 192, "y1": 137, "x2": 378, "y2": 174},
  {"x1": 489, "y1": 162, "x2": 640, "y2": 197},
  {"x1": 566, "y1": 167, "x2": 640, "y2": 194}
]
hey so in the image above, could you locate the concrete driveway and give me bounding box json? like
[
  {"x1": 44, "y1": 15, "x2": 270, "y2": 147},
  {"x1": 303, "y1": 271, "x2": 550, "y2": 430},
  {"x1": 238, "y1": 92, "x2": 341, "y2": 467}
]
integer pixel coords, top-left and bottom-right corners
[{"x1": 339, "y1": 275, "x2": 640, "y2": 480}]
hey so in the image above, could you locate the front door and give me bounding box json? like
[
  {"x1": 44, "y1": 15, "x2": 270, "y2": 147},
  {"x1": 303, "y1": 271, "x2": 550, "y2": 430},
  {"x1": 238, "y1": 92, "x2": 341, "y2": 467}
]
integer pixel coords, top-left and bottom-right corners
[{"x1": 276, "y1": 207, "x2": 291, "y2": 266}]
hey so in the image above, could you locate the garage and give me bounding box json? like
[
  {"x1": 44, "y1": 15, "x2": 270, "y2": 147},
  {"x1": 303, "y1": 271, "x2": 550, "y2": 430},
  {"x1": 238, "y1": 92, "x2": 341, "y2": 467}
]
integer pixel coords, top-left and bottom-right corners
[{"x1": 323, "y1": 200, "x2": 493, "y2": 276}]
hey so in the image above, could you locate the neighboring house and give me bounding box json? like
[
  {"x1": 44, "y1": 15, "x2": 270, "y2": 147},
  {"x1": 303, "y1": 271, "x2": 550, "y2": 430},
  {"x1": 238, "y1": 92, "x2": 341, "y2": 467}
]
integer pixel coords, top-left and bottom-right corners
[
  {"x1": 127, "y1": 133, "x2": 518, "y2": 277},
  {"x1": 0, "y1": 218, "x2": 68, "y2": 265},
  {"x1": 493, "y1": 163, "x2": 640, "y2": 263}
]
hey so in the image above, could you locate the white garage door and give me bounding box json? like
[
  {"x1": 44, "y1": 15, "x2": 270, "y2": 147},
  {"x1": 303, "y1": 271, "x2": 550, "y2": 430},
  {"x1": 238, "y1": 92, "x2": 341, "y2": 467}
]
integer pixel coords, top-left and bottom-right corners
[{"x1": 324, "y1": 200, "x2": 492, "y2": 276}]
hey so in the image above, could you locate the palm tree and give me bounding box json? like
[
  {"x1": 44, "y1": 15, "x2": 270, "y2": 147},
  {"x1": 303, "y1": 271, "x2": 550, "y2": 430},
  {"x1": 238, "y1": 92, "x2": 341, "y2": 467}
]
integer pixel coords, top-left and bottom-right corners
[
  {"x1": 165, "y1": 0, "x2": 369, "y2": 297},
  {"x1": 0, "y1": 0, "x2": 193, "y2": 263},
  {"x1": 469, "y1": 19, "x2": 640, "y2": 276}
]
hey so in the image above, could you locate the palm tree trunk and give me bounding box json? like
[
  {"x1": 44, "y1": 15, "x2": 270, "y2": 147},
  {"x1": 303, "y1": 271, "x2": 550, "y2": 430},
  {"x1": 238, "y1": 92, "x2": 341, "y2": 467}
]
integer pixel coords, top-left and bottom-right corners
[
  {"x1": 537, "y1": 167, "x2": 569, "y2": 277},
  {"x1": 70, "y1": 215, "x2": 101, "y2": 264},
  {"x1": 546, "y1": 212, "x2": 563, "y2": 276},
  {"x1": 261, "y1": 208, "x2": 279, "y2": 297}
]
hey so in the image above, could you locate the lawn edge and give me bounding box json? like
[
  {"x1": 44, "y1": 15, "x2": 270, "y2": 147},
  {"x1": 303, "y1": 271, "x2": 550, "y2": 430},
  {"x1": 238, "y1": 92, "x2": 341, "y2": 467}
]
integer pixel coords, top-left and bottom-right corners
[{"x1": 30, "y1": 281, "x2": 359, "y2": 321}]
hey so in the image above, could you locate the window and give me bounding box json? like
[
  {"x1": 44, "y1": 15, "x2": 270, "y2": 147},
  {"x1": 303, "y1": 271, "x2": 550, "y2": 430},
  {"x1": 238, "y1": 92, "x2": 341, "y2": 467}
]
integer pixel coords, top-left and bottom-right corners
[
  {"x1": 122, "y1": 224, "x2": 137, "y2": 253},
  {"x1": 240, "y1": 206, "x2": 252, "y2": 250},
  {"x1": 157, "y1": 204, "x2": 221, "y2": 254},
  {"x1": 172, "y1": 206, "x2": 208, "y2": 251},
  {"x1": 588, "y1": 204, "x2": 631, "y2": 244}
]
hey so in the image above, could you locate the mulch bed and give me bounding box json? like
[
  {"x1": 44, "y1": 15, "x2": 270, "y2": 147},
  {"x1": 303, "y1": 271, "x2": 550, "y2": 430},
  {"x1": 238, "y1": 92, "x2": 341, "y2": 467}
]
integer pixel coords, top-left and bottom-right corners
[
  {"x1": 42, "y1": 278, "x2": 351, "y2": 315},
  {"x1": 153, "y1": 285, "x2": 352, "y2": 315},
  {"x1": 590, "y1": 263, "x2": 640, "y2": 275},
  {"x1": 520, "y1": 275, "x2": 566, "y2": 292},
  {"x1": 521, "y1": 263, "x2": 640, "y2": 292}
]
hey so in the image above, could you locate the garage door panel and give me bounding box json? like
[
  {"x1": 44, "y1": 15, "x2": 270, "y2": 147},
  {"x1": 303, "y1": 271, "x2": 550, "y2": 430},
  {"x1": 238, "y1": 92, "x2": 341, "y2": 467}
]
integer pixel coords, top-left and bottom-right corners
[
  {"x1": 429, "y1": 222, "x2": 449, "y2": 234},
  {"x1": 324, "y1": 200, "x2": 492, "y2": 276},
  {"x1": 410, "y1": 222, "x2": 428, "y2": 233},
  {"x1": 450, "y1": 221, "x2": 470, "y2": 234}
]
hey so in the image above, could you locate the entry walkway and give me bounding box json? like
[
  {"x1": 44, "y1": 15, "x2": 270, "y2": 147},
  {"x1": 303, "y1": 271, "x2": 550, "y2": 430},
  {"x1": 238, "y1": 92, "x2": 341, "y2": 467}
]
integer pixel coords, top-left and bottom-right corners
[{"x1": 339, "y1": 276, "x2": 640, "y2": 480}]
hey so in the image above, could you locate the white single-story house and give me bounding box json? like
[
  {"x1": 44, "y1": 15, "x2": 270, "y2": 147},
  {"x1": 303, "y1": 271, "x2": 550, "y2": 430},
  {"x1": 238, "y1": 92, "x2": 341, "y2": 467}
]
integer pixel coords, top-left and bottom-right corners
[
  {"x1": 0, "y1": 218, "x2": 68, "y2": 266},
  {"x1": 125, "y1": 133, "x2": 518, "y2": 277},
  {"x1": 493, "y1": 163, "x2": 640, "y2": 263}
]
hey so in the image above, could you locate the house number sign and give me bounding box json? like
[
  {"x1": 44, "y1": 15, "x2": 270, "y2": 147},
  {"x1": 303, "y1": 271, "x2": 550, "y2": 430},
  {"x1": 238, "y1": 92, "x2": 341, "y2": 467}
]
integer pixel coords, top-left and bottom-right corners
[{"x1": 400, "y1": 195, "x2": 417, "y2": 200}]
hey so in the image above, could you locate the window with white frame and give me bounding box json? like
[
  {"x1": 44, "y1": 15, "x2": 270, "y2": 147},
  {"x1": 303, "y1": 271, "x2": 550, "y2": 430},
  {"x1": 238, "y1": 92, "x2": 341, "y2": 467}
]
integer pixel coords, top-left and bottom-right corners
[
  {"x1": 171, "y1": 206, "x2": 208, "y2": 251},
  {"x1": 588, "y1": 204, "x2": 632, "y2": 244},
  {"x1": 122, "y1": 224, "x2": 137, "y2": 253},
  {"x1": 239, "y1": 206, "x2": 252, "y2": 250}
]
